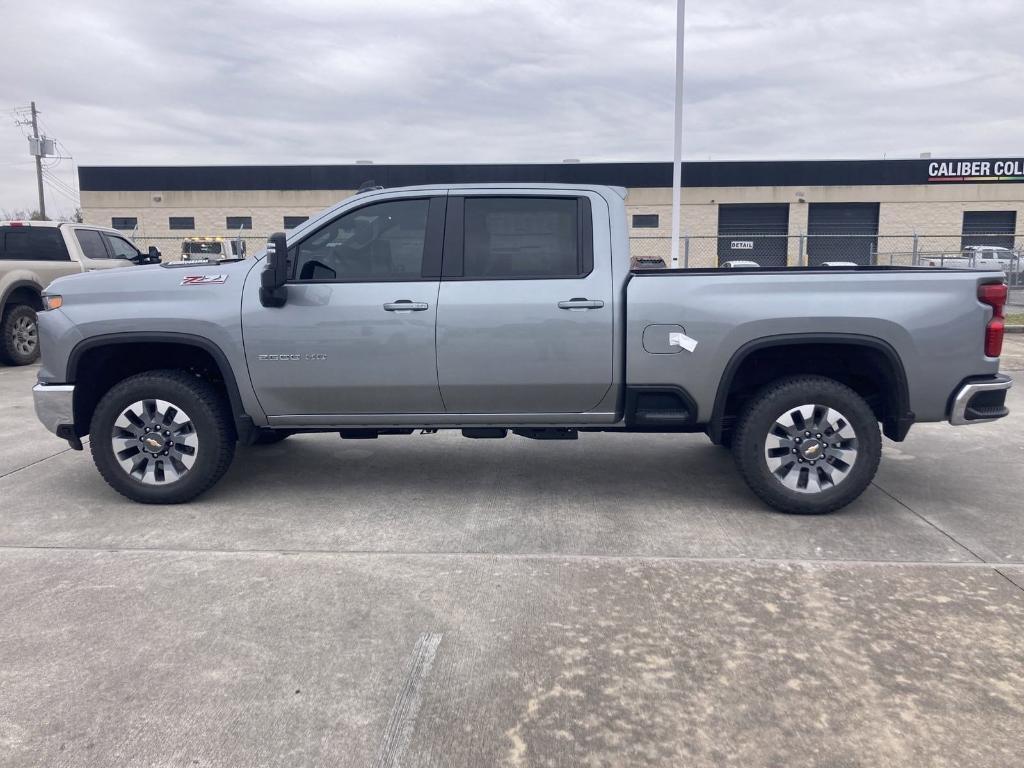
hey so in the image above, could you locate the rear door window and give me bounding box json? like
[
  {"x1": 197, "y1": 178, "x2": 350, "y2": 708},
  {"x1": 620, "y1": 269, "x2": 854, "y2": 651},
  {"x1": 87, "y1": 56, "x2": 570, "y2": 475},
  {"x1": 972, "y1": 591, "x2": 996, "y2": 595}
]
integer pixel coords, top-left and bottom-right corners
[
  {"x1": 459, "y1": 197, "x2": 587, "y2": 279},
  {"x1": 0, "y1": 226, "x2": 70, "y2": 261},
  {"x1": 75, "y1": 229, "x2": 109, "y2": 259}
]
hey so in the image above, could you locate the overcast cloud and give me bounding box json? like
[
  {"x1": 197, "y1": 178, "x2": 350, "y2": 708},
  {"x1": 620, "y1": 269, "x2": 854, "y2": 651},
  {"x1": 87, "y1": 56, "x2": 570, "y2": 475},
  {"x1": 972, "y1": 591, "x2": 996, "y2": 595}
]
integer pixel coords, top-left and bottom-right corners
[{"x1": 1, "y1": 0, "x2": 1022, "y2": 215}]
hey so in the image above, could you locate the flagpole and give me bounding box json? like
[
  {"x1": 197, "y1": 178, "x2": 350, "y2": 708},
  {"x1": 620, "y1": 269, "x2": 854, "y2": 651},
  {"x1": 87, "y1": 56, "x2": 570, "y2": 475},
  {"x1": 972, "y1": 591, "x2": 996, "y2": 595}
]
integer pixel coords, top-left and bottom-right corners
[{"x1": 669, "y1": 0, "x2": 686, "y2": 268}]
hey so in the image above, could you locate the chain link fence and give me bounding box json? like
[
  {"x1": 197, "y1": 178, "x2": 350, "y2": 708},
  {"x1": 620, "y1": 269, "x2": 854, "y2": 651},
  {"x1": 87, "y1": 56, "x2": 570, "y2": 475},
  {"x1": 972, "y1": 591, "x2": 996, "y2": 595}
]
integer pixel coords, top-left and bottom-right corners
[
  {"x1": 132, "y1": 234, "x2": 269, "y2": 262},
  {"x1": 629, "y1": 233, "x2": 1023, "y2": 289}
]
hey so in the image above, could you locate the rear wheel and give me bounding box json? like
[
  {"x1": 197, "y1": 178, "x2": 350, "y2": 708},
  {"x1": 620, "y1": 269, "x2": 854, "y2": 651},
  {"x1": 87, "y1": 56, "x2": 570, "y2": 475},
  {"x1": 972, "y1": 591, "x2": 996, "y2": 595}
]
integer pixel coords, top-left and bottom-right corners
[
  {"x1": 90, "y1": 370, "x2": 235, "y2": 503},
  {"x1": 0, "y1": 304, "x2": 40, "y2": 365},
  {"x1": 732, "y1": 376, "x2": 881, "y2": 514}
]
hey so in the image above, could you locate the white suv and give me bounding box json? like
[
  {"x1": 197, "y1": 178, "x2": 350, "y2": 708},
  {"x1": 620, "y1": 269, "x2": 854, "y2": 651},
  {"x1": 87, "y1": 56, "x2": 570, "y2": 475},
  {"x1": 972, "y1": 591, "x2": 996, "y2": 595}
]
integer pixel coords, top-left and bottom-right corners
[{"x1": 0, "y1": 220, "x2": 159, "y2": 365}]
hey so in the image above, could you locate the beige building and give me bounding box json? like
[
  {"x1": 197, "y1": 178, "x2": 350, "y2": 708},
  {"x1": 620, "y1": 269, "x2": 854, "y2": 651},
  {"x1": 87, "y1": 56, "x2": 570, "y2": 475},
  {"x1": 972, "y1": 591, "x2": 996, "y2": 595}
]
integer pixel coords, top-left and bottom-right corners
[{"x1": 79, "y1": 159, "x2": 1024, "y2": 267}]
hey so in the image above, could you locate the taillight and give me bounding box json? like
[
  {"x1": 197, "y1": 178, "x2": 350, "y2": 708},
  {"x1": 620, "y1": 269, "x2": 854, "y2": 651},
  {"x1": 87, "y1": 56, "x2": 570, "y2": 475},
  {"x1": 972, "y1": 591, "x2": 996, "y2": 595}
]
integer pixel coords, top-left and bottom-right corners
[{"x1": 979, "y1": 282, "x2": 1007, "y2": 357}]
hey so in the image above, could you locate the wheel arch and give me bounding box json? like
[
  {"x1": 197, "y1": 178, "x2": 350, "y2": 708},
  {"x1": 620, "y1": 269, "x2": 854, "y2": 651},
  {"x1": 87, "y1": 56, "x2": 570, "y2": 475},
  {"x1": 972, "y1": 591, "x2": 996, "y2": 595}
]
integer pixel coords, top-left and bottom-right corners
[
  {"x1": 66, "y1": 332, "x2": 251, "y2": 441},
  {"x1": 1, "y1": 280, "x2": 44, "y2": 312},
  {"x1": 710, "y1": 333, "x2": 913, "y2": 444}
]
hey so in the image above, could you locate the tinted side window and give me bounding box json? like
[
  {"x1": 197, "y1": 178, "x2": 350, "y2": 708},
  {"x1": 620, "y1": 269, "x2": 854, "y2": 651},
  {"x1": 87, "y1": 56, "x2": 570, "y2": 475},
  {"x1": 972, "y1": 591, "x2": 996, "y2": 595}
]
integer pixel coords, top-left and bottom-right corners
[
  {"x1": 463, "y1": 197, "x2": 580, "y2": 278},
  {"x1": 0, "y1": 227, "x2": 70, "y2": 261},
  {"x1": 291, "y1": 199, "x2": 429, "y2": 281},
  {"x1": 75, "y1": 229, "x2": 109, "y2": 259},
  {"x1": 102, "y1": 234, "x2": 140, "y2": 260}
]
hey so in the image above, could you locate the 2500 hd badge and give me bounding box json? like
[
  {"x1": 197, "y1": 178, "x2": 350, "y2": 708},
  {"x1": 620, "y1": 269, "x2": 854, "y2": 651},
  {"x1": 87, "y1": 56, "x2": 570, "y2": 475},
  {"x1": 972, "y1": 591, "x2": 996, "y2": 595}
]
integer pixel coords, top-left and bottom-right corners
[{"x1": 257, "y1": 353, "x2": 328, "y2": 361}]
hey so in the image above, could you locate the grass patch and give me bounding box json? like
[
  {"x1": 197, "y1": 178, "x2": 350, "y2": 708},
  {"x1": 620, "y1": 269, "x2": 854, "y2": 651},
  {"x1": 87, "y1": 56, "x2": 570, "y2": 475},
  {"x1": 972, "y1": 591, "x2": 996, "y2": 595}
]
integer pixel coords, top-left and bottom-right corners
[{"x1": 1005, "y1": 313, "x2": 1024, "y2": 326}]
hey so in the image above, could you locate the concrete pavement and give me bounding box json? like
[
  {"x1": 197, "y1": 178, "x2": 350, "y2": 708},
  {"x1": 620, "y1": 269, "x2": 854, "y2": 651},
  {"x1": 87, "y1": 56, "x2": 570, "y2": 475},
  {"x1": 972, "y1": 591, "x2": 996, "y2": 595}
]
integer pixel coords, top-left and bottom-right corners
[{"x1": 1, "y1": 339, "x2": 1022, "y2": 767}]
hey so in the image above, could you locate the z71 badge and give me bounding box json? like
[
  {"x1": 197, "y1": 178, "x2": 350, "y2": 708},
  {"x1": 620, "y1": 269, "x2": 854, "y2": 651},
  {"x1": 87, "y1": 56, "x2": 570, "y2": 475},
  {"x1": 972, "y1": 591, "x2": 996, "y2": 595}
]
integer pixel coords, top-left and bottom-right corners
[{"x1": 181, "y1": 274, "x2": 228, "y2": 285}]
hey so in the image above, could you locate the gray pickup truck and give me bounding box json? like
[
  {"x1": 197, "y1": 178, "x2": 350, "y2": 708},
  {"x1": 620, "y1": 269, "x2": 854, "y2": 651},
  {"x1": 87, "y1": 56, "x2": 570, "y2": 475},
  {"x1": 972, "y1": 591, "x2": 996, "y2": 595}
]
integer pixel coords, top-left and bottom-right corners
[{"x1": 32, "y1": 184, "x2": 1012, "y2": 513}]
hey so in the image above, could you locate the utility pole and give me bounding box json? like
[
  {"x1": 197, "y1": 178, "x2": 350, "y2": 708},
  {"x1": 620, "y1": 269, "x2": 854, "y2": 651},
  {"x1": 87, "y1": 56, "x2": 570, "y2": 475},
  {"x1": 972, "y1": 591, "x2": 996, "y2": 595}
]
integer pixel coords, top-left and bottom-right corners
[
  {"x1": 30, "y1": 101, "x2": 45, "y2": 219},
  {"x1": 669, "y1": 0, "x2": 686, "y2": 268}
]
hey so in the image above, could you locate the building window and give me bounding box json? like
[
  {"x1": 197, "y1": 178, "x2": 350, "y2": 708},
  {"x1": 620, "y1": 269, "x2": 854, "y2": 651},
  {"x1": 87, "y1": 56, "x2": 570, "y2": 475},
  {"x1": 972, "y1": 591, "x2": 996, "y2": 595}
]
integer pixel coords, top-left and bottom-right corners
[
  {"x1": 283, "y1": 216, "x2": 309, "y2": 229},
  {"x1": 632, "y1": 214, "x2": 659, "y2": 229},
  {"x1": 168, "y1": 216, "x2": 195, "y2": 230},
  {"x1": 111, "y1": 217, "x2": 138, "y2": 231},
  {"x1": 226, "y1": 216, "x2": 252, "y2": 230},
  {"x1": 962, "y1": 211, "x2": 1016, "y2": 250}
]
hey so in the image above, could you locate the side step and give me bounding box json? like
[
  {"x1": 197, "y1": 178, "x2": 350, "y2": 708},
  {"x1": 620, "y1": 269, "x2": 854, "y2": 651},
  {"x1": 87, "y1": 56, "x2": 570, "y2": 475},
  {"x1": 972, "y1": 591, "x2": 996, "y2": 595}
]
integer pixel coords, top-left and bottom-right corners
[
  {"x1": 339, "y1": 428, "x2": 415, "y2": 439},
  {"x1": 462, "y1": 428, "x2": 508, "y2": 439},
  {"x1": 460, "y1": 428, "x2": 579, "y2": 440},
  {"x1": 512, "y1": 428, "x2": 578, "y2": 440}
]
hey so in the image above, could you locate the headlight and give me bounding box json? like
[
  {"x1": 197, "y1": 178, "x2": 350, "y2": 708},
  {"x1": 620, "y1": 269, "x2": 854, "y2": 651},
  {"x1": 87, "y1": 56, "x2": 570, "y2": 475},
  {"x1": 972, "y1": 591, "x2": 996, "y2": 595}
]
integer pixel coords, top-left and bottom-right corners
[{"x1": 42, "y1": 294, "x2": 63, "y2": 311}]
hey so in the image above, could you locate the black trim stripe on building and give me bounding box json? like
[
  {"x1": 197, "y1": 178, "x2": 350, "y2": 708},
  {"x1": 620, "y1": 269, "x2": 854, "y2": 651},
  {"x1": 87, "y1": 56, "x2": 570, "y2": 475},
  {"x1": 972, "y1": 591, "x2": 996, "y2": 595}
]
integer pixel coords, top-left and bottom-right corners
[{"x1": 78, "y1": 158, "x2": 1024, "y2": 192}]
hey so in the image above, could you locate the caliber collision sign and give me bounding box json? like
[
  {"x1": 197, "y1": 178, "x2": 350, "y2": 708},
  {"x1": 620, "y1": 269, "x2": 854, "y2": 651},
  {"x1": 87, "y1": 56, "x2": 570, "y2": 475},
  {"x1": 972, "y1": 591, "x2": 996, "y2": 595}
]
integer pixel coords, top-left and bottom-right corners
[{"x1": 928, "y1": 159, "x2": 1024, "y2": 182}]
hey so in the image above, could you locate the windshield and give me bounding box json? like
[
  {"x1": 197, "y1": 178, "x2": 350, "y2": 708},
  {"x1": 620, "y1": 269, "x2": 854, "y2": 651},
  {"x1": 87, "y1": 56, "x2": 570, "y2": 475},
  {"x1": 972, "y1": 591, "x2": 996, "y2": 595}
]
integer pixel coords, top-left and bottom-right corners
[{"x1": 183, "y1": 241, "x2": 223, "y2": 255}]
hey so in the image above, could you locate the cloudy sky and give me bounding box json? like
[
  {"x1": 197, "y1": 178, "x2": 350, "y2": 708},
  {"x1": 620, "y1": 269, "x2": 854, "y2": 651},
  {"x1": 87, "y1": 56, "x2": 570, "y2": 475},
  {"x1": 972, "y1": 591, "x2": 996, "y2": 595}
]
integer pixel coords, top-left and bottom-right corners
[{"x1": 1, "y1": 0, "x2": 1021, "y2": 215}]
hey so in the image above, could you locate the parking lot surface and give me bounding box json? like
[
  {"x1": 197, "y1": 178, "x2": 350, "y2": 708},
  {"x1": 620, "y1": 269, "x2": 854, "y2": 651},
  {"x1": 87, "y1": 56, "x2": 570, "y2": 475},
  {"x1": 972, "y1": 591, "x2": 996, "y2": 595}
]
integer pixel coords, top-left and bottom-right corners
[{"x1": 1, "y1": 339, "x2": 1023, "y2": 767}]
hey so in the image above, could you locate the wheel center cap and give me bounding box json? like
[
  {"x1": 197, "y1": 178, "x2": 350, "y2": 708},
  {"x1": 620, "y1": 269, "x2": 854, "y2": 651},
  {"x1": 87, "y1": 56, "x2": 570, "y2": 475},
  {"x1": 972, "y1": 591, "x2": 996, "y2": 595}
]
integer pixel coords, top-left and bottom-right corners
[
  {"x1": 143, "y1": 435, "x2": 164, "y2": 452},
  {"x1": 800, "y1": 438, "x2": 823, "y2": 460}
]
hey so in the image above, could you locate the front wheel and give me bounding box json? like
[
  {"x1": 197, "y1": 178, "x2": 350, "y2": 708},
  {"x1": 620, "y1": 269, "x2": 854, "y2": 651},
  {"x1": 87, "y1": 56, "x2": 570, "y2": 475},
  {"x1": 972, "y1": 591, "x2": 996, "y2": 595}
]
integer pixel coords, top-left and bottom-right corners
[
  {"x1": 90, "y1": 370, "x2": 236, "y2": 503},
  {"x1": 732, "y1": 376, "x2": 881, "y2": 515},
  {"x1": 0, "y1": 304, "x2": 40, "y2": 365}
]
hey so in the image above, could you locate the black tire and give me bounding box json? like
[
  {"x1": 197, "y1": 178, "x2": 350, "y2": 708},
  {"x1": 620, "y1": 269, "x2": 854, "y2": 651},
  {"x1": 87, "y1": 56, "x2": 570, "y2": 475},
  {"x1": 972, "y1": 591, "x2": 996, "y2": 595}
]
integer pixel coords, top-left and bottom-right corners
[
  {"x1": 90, "y1": 369, "x2": 236, "y2": 503},
  {"x1": 251, "y1": 429, "x2": 291, "y2": 445},
  {"x1": 732, "y1": 375, "x2": 881, "y2": 515},
  {"x1": 0, "y1": 304, "x2": 40, "y2": 365}
]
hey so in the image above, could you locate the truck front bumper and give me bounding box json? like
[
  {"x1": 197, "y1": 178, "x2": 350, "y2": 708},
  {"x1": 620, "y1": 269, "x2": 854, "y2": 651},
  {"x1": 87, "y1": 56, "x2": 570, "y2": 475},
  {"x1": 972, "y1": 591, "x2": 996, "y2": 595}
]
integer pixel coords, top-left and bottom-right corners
[
  {"x1": 949, "y1": 374, "x2": 1013, "y2": 425},
  {"x1": 33, "y1": 383, "x2": 77, "y2": 443}
]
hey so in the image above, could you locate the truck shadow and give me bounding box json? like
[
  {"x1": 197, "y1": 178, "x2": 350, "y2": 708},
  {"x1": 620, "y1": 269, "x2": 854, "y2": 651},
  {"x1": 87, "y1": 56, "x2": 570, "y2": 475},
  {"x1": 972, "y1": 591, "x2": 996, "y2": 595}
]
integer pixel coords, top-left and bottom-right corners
[{"x1": 215, "y1": 433, "x2": 785, "y2": 514}]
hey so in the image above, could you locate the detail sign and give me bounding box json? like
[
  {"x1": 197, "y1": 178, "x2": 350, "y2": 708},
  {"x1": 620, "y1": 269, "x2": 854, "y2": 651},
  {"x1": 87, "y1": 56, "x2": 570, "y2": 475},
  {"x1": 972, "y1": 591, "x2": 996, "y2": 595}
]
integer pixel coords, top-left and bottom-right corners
[
  {"x1": 730, "y1": 240, "x2": 754, "y2": 250},
  {"x1": 928, "y1": 159, "x2": 1024, "y2": 183}
]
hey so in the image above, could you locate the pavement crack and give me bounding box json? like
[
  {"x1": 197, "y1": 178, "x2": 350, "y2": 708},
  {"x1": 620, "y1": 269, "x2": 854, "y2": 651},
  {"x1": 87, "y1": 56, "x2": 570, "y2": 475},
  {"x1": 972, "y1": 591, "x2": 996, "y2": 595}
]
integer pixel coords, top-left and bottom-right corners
[
  {"x1": 0, "y1": 447, "x2": 75, "y2": 480},
  {"x1": 871, "y1": 480, "x2": 987, "y2": 563},
  {"x1": 0, "y1": 543, "x2": 1020, "y2": 569},
  {"x1": 992, "y1": 568, "x2": 1024, "y2": 595}
]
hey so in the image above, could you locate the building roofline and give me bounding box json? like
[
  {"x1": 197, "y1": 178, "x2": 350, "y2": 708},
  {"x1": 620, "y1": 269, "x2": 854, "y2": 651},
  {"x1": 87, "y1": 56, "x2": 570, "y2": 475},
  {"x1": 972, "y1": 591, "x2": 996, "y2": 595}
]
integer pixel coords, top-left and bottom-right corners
[{"x1": 78, "y1": 158, "x2": 1024, "y2": 192}]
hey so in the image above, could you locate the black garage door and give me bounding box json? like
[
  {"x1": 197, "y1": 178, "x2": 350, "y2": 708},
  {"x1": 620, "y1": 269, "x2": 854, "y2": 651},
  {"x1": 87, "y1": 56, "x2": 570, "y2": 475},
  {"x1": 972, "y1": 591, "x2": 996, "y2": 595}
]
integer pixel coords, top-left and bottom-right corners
[
  {"x1": 807, "y1": 203, "x2": 879, "y2": 265},
  {"x1": 962, "y1": 210, "x2": 1016, "y2": 250},
  {"x1": 717, "y1": 204, "x2": 789, "y2": 266}
]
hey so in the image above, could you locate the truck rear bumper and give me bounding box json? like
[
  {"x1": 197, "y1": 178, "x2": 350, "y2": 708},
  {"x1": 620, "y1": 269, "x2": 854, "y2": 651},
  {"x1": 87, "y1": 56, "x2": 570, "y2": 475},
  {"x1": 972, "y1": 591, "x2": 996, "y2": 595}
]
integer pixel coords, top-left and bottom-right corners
[
  {"x1": 33, "y1": 383, "x2": 75, "y2": 436},
  {"x1": 949, "y1": 374, "x2": 1013, "y2": 425}
]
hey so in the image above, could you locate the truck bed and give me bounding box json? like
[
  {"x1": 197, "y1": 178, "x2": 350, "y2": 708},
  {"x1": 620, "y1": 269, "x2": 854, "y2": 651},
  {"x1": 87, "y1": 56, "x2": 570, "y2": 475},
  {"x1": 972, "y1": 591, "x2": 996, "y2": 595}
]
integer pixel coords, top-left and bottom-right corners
[{"x1": 625, "y1": 267, "x2": 1002, "y2": 425}]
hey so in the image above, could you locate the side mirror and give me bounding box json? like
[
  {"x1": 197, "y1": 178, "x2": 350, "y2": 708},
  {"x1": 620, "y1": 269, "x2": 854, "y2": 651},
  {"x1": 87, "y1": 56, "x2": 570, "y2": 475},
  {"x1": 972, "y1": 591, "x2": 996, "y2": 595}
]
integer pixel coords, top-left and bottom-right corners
[
  {"x1": 147, "y1": 246, "x2": 162, "y2": 263},
  {"x1": 260, "y1": 232, "x2": 289, "y2": 307}
]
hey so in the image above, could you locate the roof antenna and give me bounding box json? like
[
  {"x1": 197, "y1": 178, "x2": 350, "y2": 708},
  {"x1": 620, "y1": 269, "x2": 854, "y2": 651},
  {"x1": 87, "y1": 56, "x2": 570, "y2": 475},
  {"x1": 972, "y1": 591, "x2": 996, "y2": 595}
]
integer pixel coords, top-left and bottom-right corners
[{"x1": 357, "y1": 179, "x2": 384, "y2": 194}]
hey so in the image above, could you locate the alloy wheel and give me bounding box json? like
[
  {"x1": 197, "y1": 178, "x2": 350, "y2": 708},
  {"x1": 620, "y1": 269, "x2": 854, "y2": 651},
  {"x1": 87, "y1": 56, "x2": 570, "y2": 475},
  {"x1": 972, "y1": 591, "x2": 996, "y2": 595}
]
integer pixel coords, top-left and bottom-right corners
[
  {"x1": 111, "y1": 399, "x2": 199, "y2": 485},
  {"x1": 763, "y1": 403, "x2": 858, "y2": 494}
]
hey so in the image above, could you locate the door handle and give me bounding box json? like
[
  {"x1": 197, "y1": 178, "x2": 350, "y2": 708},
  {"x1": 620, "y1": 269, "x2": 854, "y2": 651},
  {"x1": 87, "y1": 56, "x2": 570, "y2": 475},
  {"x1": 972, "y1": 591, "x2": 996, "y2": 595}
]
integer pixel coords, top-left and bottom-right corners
[
  {"x1": 557, "y1": 298, "x2": 604, "y2": 310},
  {"x1": 383, "y1": 300, "x2": 429, "y2": 312}
]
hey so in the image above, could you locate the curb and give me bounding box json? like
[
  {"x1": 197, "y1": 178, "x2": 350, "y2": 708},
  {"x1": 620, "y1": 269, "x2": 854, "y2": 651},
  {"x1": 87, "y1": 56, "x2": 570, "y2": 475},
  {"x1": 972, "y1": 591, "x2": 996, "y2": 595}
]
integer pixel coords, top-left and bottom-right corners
[{"x1": 1006, "y1": 325, "x2": 1024, "y2": 334}]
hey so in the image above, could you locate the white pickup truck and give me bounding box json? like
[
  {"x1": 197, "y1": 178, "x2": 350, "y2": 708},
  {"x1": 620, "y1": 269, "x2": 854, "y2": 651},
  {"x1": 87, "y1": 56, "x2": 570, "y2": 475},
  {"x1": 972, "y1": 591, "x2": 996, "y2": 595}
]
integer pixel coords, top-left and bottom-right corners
[
  {"x1": 921, "y1": 246, "x2": 1022, "y2": 273},
  {"x1": 0, "y1": 220, "x2": 159, "y2": 365}
]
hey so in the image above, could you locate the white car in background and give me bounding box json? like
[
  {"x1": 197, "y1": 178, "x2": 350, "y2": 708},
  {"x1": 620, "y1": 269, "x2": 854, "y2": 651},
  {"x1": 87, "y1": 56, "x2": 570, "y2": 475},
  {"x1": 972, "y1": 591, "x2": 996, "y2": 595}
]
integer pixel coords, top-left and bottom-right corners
[{"x1": 720, "y1": 259, "x2": 761, "y2": 268}]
